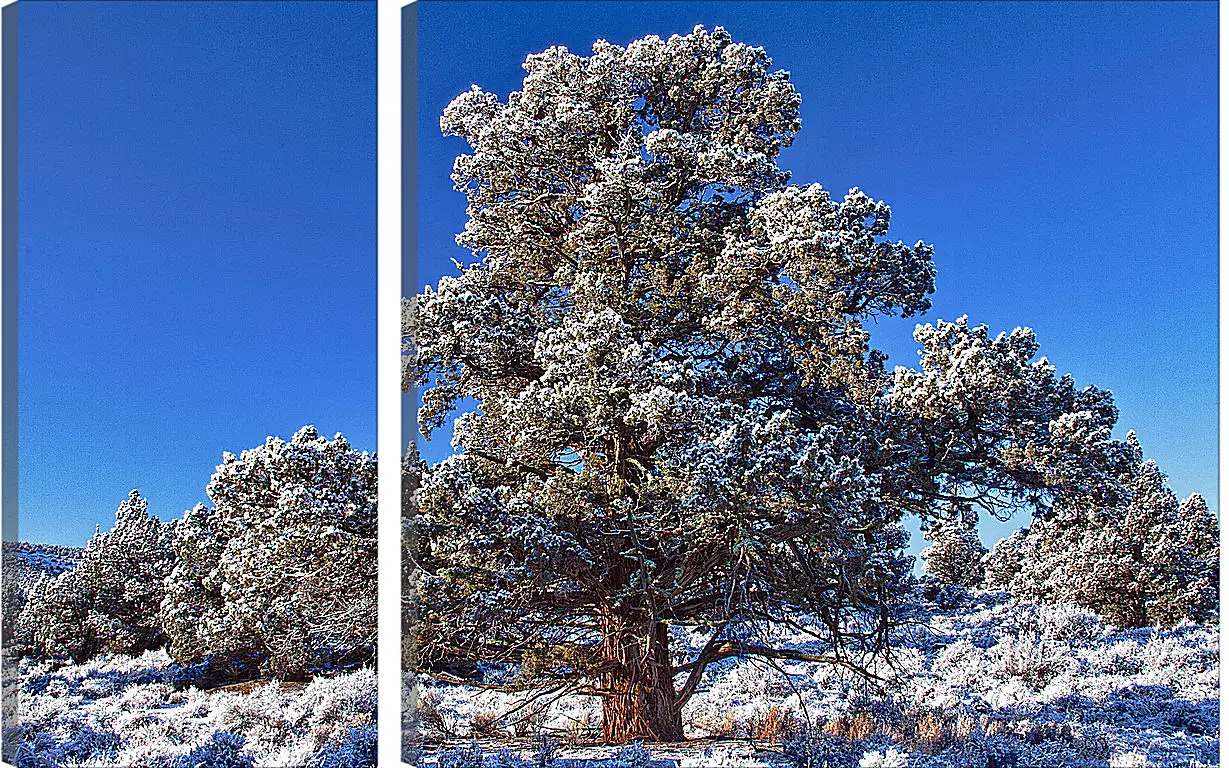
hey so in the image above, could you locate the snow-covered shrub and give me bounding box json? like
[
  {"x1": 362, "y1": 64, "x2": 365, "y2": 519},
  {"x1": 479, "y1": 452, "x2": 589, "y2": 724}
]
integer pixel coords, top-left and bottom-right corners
[
  {"x1": 677, "y1": 747, "x2": 771, "y2": 768},
  {"x1": 162, "y1": 426, "x2": 377, "y2": 682},
  {"x1": 858, "y1": 748, "x2": 908, "y2": 768},
  {"x1": 2, "y1": 718, "x2": 123, "y2": 768},
  {"x1": 486, "y1": 748, "x2": 531, "y2": 768},
  {"x1": 209, "y1": 684, "x2": 295, "y2": 753},
  {"x1": 5, "y1": 650, "x2": 378, "y2": 768},
  {"x1": 920, "y1": 513, "x2": 986, "y2": 588},
  {"x1": 420, "y1": 592, "x2": 1217, "y2": 766},
  {"x1": 1108, "y1": 750, "x2": 1151, "y2": 768},
  {"x1": 311, "y1": 724, "x2": 377, "y2": 768},
  {"x1": 992, "y1": 631, "x2": 1070, "y2": 690},
  {"x1": 18, "y1": 490, "x2": 175, "y2": 662},
  {"x1": 532, "y1": 733, "x2": 560, "y2": 767},
  {"x1": 438, "y1": 741, "x2": 484, "y2": 768},
  {"x1": 172, "y1": 731, "x2": 254, "y2": 768},
  {"x1": 291, "y1": 666, "x2": 377, "y2": 742},
  {"x1": 782, "y1": 728, "x2": 859, "y2": 768},
  {"x1": 608, "y1": 742, "x2": 651, "y2": 768}
]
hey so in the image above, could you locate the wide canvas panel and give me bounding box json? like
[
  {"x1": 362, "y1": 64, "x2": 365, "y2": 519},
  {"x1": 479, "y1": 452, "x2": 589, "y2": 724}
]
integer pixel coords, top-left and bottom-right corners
[
  {"x1": 401, "y1": 3, "x2": 1218, "y2": 767},
  {"x1": 2, "y1": 2, "x2": 378, "y2": 766}
]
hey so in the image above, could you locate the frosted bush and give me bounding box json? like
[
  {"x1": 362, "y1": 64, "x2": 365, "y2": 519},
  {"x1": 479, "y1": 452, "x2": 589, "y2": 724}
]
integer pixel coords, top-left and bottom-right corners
[
  {"x1": 782, "y1": 729, "x2": 859, "y2": 768},
  {"x1": 418, "y1": 592, "x2": 1215, "y2": 767},
  {"x1": 438, "y1": 741, "x2": 484, "y2": 768},
  {"x1": 310, "y1": 724, "x2": 377, "y2": 768},
  {"x1": 1108, "y1": 751, "x2": 1151, "y2": 768},
  {"x1": 677, "y1": 747, "x2": 771, "y2": 768},
  {"x1": 991, "y1": 631, "x2": 1069, "y2": 689},
  {"x1": 171, "y1": 731, "x2": 254, "y2": 768},
  {"x1": 931, "y1": 640, "x2": 989, "y2": 691},
  {"x1": 209, "y1": 685, "x2": 295, "y2": 752},
  {"x1": 858, "y1": 748, "x2": 907, "y2": 768},
  {"x1": 295, "y1": 668, "x2": 377, "y2": 730},
  {"x1": 608, "y1": 742, "x2": 651, "y2": 768},
  {"x1": 5, "y1": 650, "x2": 379, "y2": 768},
  {"x1": 1034, "y1": 603, "x2": 1105, "y2": 645}
]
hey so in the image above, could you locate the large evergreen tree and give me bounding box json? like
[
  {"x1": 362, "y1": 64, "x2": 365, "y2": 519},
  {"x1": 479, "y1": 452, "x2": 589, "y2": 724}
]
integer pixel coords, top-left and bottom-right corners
[{"x1": 408, "y1": 26, "x2": 1141, "y2": 741}]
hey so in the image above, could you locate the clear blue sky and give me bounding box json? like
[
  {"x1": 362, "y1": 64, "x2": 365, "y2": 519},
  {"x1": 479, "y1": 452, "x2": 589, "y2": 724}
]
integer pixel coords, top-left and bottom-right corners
[
  {"x1": 412, "y1": 1, "x2": 1218, "y2": 552},
  {"x1": 19, "y1": 1, "x2": 376, "y2": 546}
]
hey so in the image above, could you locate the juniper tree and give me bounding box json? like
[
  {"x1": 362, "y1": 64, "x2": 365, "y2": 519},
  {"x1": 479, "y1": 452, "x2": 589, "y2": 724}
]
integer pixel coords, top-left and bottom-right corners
[
  {"x1": 162, "y1": 427, "x2": 378, "y2": 681},
  {"x1": 20, "y1": 490, "x2": 175, "y2": 661},
  {"x1": 919, "y1": 512, "x2": 986, "y2": 589},
  {"x1": 992, "y1": 434, "x2": 1219, "y2": 628},
  {"x1": 982, "y1": 529, "x2": 1029, "y2": 592},
  {"x1": 409, "y1": 26, "x2": 1138, "y2": 741}
]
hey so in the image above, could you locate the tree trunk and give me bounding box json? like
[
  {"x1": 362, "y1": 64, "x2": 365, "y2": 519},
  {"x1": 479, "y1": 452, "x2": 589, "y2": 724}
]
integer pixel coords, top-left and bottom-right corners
[{"x1": 599, "y1": 616, "x2": 685, "y2": 743}]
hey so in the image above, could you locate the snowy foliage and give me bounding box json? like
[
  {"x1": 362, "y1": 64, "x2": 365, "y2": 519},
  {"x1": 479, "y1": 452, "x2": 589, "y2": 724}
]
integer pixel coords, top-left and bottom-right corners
[
  {"x1": 985, "y1": 435, "x2": 1218, "y2": 628},
  {"x1": 15, "y1": 491, "x2": 175, "y2": 662},
  {"x1": 2, "y1": 650, "x2": 376, "y2": 768},
  {"x1": 918, "y1": 512, "x2": 985, "y2": 589},
  {"x1": 2, "y1": 542, "x2": 82, "y2": 648},
  {"x1": 162, "y1": 426, "x2": 378, "y2": 681}
]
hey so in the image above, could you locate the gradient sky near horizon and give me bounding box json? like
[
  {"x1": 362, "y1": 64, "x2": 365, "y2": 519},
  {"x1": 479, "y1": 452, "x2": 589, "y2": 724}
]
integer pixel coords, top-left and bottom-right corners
[
  {"x1": 18, "y1": 1, "x2": 376, "y2": 546},
  {"x1": 412, "y1": 1, "x2": 1218, "y2": 554}
]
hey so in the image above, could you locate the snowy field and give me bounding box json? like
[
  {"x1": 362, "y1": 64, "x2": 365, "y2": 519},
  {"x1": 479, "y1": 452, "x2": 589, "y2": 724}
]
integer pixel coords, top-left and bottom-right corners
[
  {"x1": 1, "y1": 651, "x2": 375, "y2": 768},
  {"x1": 414, "y1": 592, "x2": 1218, "y2": 768},
  {"x1": 0, "y1": 592, "x2": 1216, "y2": 768}
]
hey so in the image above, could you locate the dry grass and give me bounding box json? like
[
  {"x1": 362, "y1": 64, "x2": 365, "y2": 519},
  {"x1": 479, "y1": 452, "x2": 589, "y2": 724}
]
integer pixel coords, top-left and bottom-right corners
[
  {"x1": 563, "y1": 709, "x2": 601, "y2": 747},
  {"x1": 510, "y1": 706, "x2": 550, "y2": 738},
  {"x1": 414, "y1": 690, "x2": 459, "y2": 742},
  {"x1": 749, "y1": 705, "x2": 799, "y2": 742},
  {"x1": 815, "y1": 707, "x2": 1086, "y2": 756},
  {"x1": 471, "y1": 709, "x2": 506, "y2": 739}
]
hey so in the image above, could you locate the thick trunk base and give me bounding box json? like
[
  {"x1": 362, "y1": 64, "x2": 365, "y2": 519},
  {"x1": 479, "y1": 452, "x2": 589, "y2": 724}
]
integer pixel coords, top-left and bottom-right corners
[
  {"x1": 600, "y1": 618, "x2": 685, "y2": 743},
  {"x1": 601, "y1": 689, "x2": 685, "y2": 743}
]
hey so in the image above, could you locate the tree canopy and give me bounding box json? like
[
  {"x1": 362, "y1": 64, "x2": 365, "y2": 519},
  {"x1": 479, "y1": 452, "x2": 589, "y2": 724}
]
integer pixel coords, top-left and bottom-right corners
[
  {"x1": 162, "y1": 426, "x2": 378, "y2": 681},
  {"x1": 406, "y1": 26, "x2": 1204, "y2": 742}
]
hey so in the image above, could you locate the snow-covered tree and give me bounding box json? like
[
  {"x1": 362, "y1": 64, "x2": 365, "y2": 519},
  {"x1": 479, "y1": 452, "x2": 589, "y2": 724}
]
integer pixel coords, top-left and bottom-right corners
[
  {"x1": 919, "y1": 512, "x2": 986, "y2": 588},
  {"x1": 990, "y1": 435, "x2": 1218, "y2": 628},
  {"x1": 982, "y1": 529, "x2": 1029, "y2": 592},
  {"x1": 19, "y1": 490, "x2": 175, "y2": 661},
  {"x1": 2, "y1": 542, "x2": 81, "y2": 652},
  {"x1": 162, "y1": 427, "x2": 377, "y2": 681},
  {"x1": 1176, "y1": 491, "x2": 1219, "y2": 613},
  {"x1": 403, "y1": 442, "x2": 425, "y2": 763},
  {"x1": 402, "y1": 442, "x2": 423, "y2": 671},
  {"x1": 408, "y1": 26, "x2": 1133, "y2": 742}
]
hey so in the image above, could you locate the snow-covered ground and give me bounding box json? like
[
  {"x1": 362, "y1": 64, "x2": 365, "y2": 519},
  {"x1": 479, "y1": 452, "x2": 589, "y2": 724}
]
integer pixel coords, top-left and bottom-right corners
[
  {"x1": 2, "y1": 592, "x2": 1215, "y2": 767},
  {"x1": 1, "y1": 650, "x2": 375, "y2": 767},
  {"x1": 414, "y1": 592, "x2": 1219, "y2": 768}
]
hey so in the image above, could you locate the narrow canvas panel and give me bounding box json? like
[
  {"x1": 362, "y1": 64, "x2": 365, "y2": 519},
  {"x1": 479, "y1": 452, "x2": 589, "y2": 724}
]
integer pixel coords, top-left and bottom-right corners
[
  {"x1": 2, "y1": 2, "x2": 377, "y2": 766},
  {"x1": 402, "y1": 2, "x2": 1217, "y2": 766}
]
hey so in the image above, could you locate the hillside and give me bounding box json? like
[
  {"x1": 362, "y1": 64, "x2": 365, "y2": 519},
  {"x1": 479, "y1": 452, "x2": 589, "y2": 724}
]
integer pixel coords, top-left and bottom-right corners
[{"x1": 3, "y1": 540, "x2": 83, "y2": 581}]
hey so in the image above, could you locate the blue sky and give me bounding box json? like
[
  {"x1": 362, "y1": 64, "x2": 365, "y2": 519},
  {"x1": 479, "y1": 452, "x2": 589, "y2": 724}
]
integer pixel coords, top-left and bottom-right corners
[
  {"x1": 412, "y1": 1, "x2": 1218, "y2": 551},
  {"x1": 19, "y1": 1, "x2": 376, "y2": 546}
]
